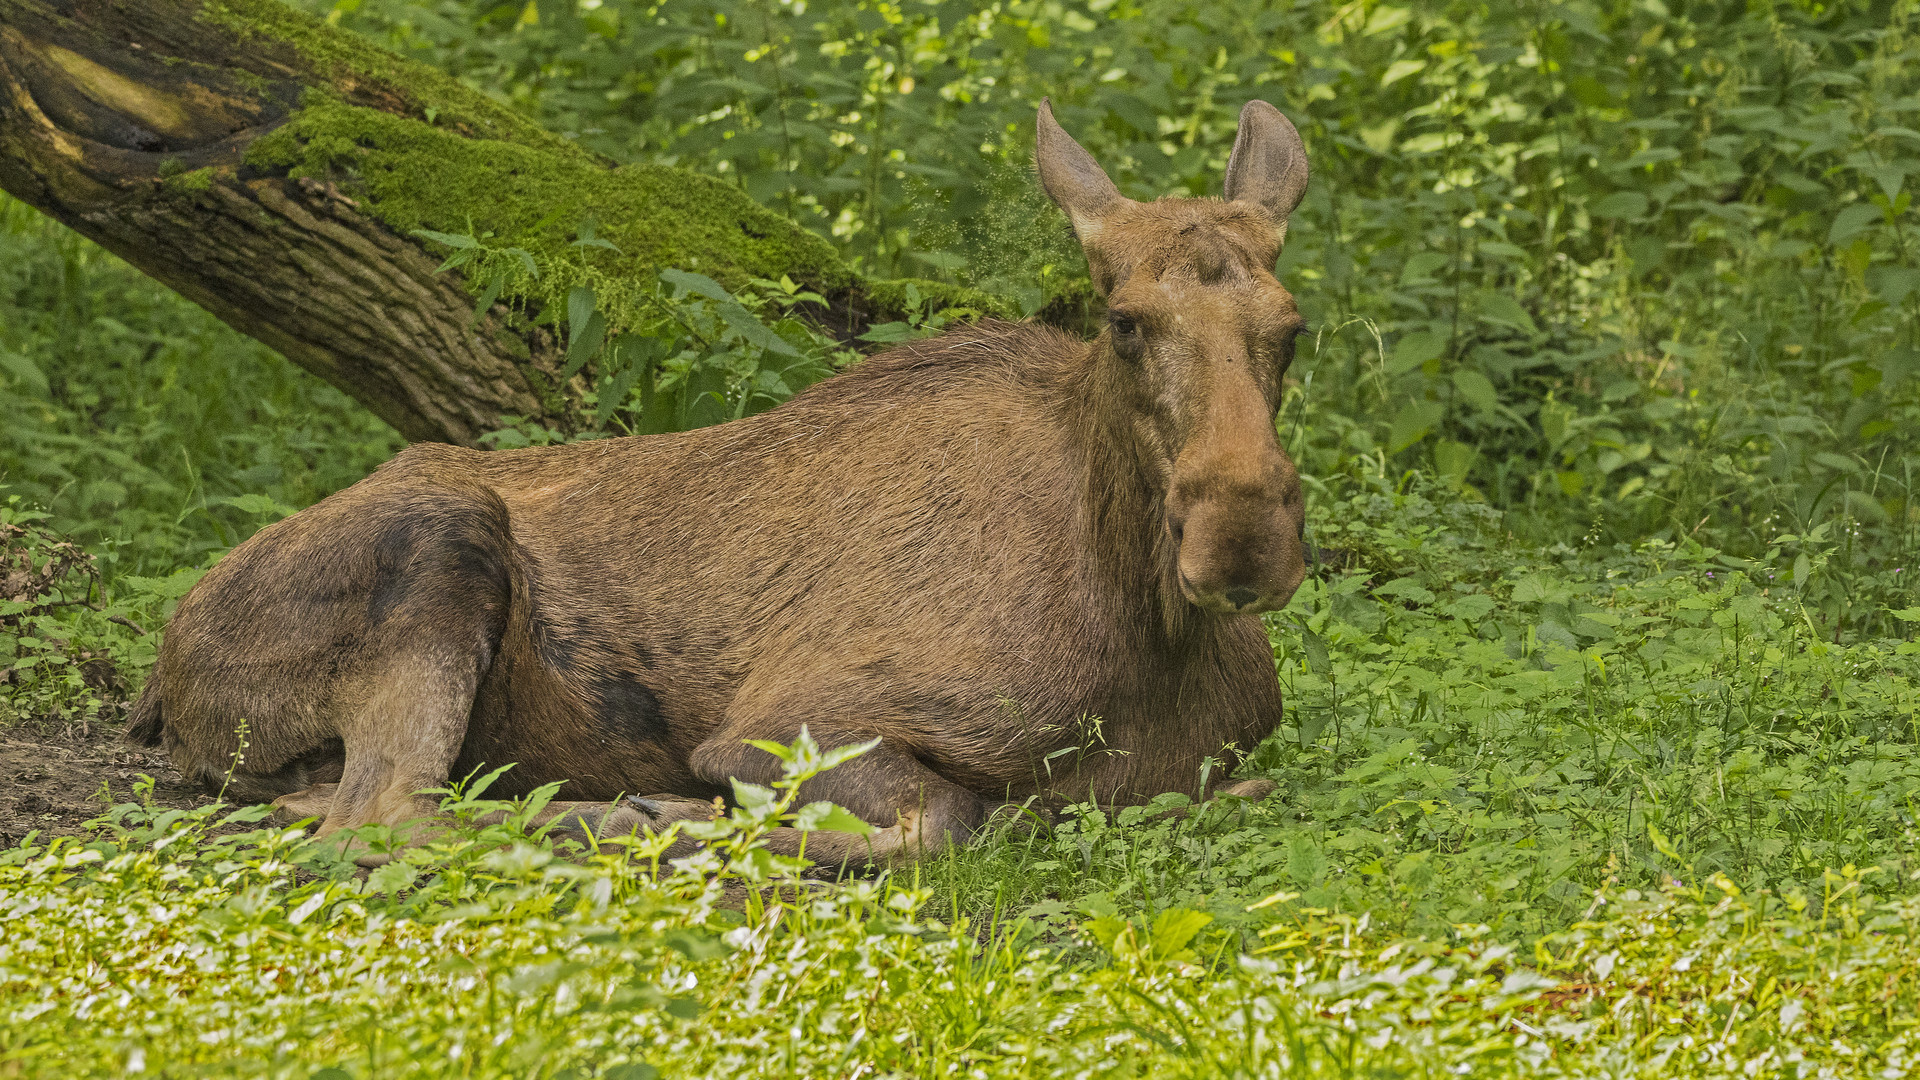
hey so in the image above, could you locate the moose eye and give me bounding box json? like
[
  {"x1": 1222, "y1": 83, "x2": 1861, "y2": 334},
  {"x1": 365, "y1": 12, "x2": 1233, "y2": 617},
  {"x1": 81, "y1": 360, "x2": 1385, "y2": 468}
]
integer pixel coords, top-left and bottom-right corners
[{"x1": 1109, "y1": 313, "x2": 1146, "y2": 360}]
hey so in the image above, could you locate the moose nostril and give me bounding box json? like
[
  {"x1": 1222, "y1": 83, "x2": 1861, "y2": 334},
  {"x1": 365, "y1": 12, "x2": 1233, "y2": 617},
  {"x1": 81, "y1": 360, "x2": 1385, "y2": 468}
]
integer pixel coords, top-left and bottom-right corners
[{"x1": 1225, "y1": 587, "x2": 1259, "y2": 609}]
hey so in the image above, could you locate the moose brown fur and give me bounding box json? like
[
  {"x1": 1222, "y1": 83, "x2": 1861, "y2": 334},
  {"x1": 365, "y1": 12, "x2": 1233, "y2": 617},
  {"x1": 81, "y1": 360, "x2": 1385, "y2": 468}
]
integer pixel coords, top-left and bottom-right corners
[{"x1": 125, "y1": 100, "x2": 1314, "y2": 866}]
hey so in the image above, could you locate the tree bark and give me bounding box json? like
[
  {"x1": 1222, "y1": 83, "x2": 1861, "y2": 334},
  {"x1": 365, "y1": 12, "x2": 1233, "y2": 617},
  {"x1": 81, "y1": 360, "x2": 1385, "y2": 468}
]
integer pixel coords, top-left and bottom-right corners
[{"x1": 0, "y1": 0, "x2": 921, "y2": 444}]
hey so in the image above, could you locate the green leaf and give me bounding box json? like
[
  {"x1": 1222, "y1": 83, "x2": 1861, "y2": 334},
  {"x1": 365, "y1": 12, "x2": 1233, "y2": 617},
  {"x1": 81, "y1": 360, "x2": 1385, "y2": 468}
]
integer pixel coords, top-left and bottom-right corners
[
  {"x1": 571, "y1": 219, "x2": 624, "y2": 254},
  {"x1": 1451, "y1": 369, "x2": 1498, "y2": 413},
  {"x1": 858, "y1": 321, "x2": 917, "y2": 344},
  {"x1": 816, "y1": 737, "x2": 882, "y2": 772},
  {"x1": 566, "y1": 286, "x2": 596, "y2": 344},
  {"x1": 1442, "y1": 595, "x2": 1496, "y2": 621},
  {"x1": 1475, "y1": 291, "x2": 1538, "y2": 334},
  {"x1": 793, "y1": 801, "x2": 876, "y2": 834},
  {"x1": 1147, "y1": 908, "x2": 1212, "y2": 959},
  {"x1": 120, "y1": 567, "x2": 209, "y2": 599},
  {"x1": 742, "y1": 738, "x2": 797, "y2": 763},
  {"x1": 659, "y1": 268, "x2": 734, "y2": 303},
  {"x1": 660, "y1": 928, "x2": 730, "y2": 961},
  {"x1": 730, "y1": 779, "x2": 779, "y2": 815},
  {"x1": 1298, "y1": 626, "x2": 1331, "y2": 675},
  {"x1": 1511, "y1": 574, "x2": 1555, "y2": 604},
  {"x1": 410, "y1": 229, "x2": 480, "y2": 250},
  {"x1": 0, "y1": 351, "x2": 48, "y2": 396},
  {"x1": 1647, "y1": 821, "x2": 1682, "y2": 861},
  {"x1": 605, "y1": 1064, "x2": 659, "y2": 1080},
  {"x1": 568, "y1": 311, "x2": 608, "y2": 371},
  {"x1": 1285, "y1": 834, "x2": 1327, "y2": 885},
  {"x1": 1374, "y1": 577, "x2": 1436, "y2": 604},
  {"x1": 1389, "y1": 330, "x2": 1446, "y2": 375},
  {"x1": 594, "y1": 362, "x2": 645, "y2": 426},
  {"x1": 364, "y1": 861, "x2": 418, "y2": 895},
  {"x1": 208, "y1": 493, "x2": 298, "y2": 520},
  {"x1": 717, "y1": 302, "x2": 800, "y2": 357},
  {"x1": 1591, "y1": 191, "x2": 1648, "y2": 219},
  {"x1": 1388, "y1": 398, "x2": 1445, "y2": 454},
  {"x1": 1083, "y1": 913, "x2": 1129, "y2": 953},
  {"x1": 1829, "y1": 203, "x2": 1883, "y2": 247},
  {"x1": 1380, "y1": 59, "x2": 1426, "y2": 87},
  {"x1": 468, "y1": 276, "x2": 504, "y2": 330}
]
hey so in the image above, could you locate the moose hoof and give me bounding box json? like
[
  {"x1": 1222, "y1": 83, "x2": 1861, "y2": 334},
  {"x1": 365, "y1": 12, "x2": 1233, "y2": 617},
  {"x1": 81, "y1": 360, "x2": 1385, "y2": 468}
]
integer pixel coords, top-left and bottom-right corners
[{"x1": 270, "y1": 782, "x2": 338, "y2": 826}]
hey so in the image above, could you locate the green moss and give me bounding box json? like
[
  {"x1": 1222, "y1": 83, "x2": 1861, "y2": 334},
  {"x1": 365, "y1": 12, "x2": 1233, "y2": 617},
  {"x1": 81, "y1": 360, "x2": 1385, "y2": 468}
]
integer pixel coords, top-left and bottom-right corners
[
  {"x1": 246, "y1": 101, "x2": 855, "y2": 331},
  {"x1": 864, "y1": 277, "x2": 1009, "y2": 320},
  {"x1": 163, "y1": 166, "x2": 217, "y2": 193},
  {"x1": 197, "y1": 0, "x2": 586, "y2": 163}
]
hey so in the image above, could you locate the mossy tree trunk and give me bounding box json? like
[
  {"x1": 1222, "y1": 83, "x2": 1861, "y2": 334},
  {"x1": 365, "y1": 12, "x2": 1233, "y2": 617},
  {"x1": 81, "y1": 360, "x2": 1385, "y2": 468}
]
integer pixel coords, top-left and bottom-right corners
[{"x1": 0, "y1": 0, "x2": 912, "y2": 445}]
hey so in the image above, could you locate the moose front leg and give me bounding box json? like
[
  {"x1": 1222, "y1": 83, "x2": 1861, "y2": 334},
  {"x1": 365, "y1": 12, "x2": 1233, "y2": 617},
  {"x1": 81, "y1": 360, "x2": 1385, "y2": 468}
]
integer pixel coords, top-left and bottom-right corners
[{"x1": 689, "y1": 717, "x2": 989, "y2": 868}]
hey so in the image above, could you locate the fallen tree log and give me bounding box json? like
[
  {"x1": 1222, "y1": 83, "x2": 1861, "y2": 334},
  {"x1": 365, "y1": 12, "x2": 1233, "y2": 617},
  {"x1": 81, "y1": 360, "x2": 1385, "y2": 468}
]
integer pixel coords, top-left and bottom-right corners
[{"x1": 0, "y1": 0, "x2": 967, "y2": 443}]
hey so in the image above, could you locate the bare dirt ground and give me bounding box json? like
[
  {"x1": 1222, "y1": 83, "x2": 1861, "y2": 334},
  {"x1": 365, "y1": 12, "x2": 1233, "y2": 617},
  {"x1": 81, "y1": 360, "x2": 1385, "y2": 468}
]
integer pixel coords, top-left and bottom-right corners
[{"x1": 0, "y1": 719, "x2": 212, "y2": 849}]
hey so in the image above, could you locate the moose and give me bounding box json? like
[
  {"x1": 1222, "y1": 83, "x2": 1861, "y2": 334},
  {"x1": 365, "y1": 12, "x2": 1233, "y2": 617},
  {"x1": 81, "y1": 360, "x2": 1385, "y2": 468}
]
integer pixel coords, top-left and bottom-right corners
[{"x1": 125, "y1": 100, "x2": 1314, "y2": 867}]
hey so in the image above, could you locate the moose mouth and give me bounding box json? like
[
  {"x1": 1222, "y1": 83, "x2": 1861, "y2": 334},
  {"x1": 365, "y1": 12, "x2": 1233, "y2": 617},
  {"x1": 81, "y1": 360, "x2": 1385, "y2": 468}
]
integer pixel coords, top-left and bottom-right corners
[{"x1": 1176, "y1": 568, "x2": 1287, "y2": 615}]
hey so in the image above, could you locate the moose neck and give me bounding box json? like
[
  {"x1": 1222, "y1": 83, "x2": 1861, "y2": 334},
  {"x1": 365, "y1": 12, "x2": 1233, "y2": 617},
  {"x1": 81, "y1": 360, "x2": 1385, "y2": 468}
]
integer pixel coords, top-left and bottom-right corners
[{"x1": 1068, "y1": 345, "x2": 1205, "y2": 648}]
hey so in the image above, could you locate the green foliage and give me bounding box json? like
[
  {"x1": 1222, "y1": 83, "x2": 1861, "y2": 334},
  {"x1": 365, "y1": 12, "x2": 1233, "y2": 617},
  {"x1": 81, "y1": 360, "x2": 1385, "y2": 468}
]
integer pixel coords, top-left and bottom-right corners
[
  {"x1": 11, "y1": 735, "x2": 1920, "y2": 1076},
  {"x1": 456, "y1": 256, "x2": 953, "y2": 444},
  {"x1": 310, "y1": 0, "x2": 1920, "y2": 635},
  {"x1": 0, "y1": 193, "x2": 400, "y2": 576}
]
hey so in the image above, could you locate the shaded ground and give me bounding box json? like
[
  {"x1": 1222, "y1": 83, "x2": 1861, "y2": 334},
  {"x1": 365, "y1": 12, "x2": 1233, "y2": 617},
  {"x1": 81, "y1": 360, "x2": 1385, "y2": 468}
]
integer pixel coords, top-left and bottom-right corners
[{"x1": 0, "y1": 720, "x2": 211, "y2": 848}]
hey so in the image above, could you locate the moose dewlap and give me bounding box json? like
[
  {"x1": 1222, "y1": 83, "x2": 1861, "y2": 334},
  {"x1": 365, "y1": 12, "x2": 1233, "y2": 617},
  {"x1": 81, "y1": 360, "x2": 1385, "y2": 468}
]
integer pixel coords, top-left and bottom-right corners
[{"x1": 125, "y1": 100, "x2": 1314, "y2": 867}]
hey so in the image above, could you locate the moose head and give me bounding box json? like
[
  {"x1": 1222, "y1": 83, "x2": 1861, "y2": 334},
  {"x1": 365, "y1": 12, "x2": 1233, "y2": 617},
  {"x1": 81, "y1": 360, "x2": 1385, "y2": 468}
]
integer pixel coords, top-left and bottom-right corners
[{"x1": 1037, "y1": 99, "x2": 1311, "y2": 615}]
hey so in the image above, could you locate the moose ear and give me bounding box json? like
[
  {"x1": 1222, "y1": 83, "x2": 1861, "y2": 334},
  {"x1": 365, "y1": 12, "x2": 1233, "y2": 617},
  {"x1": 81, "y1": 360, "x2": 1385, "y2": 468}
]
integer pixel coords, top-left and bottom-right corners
[
  {"x1": 1036, "y1": 99, "x2": 1125, "y2": 244},
  {"x1": 1223, "y1": 101, "x2": 1310, "y2": 238}
]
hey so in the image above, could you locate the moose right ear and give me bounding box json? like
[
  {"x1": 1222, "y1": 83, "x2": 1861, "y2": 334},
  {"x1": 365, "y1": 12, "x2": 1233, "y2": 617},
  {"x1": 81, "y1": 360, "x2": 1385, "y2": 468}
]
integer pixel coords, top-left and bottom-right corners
[
  {"x1": 1036, "y1": 99, "x2": 1125, "y2": 245},
  {"x1": 1223, "y1": 100, "x2": 1310, "y2": 241}
]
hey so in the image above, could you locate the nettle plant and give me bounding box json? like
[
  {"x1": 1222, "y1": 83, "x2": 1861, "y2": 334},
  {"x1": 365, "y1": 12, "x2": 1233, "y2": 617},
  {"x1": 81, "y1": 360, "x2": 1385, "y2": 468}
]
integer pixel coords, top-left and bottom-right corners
[
  {"x1": 415, "y1": 219, "x2": 957, "y2": 447},
  {"x1": 0, "y1": 498, "x2": 193, "y2": 728}
]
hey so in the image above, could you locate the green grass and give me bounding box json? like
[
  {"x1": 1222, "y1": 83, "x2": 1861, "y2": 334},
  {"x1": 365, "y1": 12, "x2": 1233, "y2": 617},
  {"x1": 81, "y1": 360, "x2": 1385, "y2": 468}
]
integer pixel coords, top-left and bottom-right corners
[{"x1": 6, "y1": 707, "x2": 1920, "y2": 1077}]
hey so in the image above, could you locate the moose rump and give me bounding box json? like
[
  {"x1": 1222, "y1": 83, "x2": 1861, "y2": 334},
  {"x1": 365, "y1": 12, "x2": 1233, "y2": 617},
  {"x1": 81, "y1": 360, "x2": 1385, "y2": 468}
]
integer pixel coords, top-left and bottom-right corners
[{"x1": 127, "y1": 100, "x2": 1317, "y2": 865}]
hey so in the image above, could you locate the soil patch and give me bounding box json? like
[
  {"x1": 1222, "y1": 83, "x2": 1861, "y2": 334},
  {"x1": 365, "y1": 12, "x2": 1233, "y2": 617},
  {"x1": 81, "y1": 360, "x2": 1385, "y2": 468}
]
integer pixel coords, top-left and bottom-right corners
[{"x1": 0, "y1": 721, "x2": 212, "y2": 848}]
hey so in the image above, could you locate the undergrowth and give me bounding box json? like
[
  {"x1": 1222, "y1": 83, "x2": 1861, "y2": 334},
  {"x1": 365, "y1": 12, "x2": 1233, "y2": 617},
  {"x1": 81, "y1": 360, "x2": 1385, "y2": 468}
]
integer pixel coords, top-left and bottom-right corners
[{"x1": 8, "y1": 728, "x2": 1920, "y2": 1077}]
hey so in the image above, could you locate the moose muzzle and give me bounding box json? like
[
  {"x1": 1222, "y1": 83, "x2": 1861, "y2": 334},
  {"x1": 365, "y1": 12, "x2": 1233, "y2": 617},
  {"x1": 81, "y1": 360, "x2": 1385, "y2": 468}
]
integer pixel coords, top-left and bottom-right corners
[{"x1": 1165, "y1": 390, "x2": 1307, "y2": 616}]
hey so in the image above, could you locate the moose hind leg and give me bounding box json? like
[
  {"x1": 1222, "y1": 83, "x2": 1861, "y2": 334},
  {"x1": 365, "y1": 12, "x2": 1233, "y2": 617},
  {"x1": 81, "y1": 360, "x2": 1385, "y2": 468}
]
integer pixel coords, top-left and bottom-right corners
[{"x1": 315, "y1": 488, "x2": 516, "y2": 843}]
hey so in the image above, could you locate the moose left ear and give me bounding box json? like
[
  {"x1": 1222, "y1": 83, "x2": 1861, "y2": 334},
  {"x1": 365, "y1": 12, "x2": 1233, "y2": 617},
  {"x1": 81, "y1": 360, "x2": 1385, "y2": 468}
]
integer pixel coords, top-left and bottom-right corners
[{"x1": 1223, "y1": 101, "x2": 1310, "y2": 241}]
